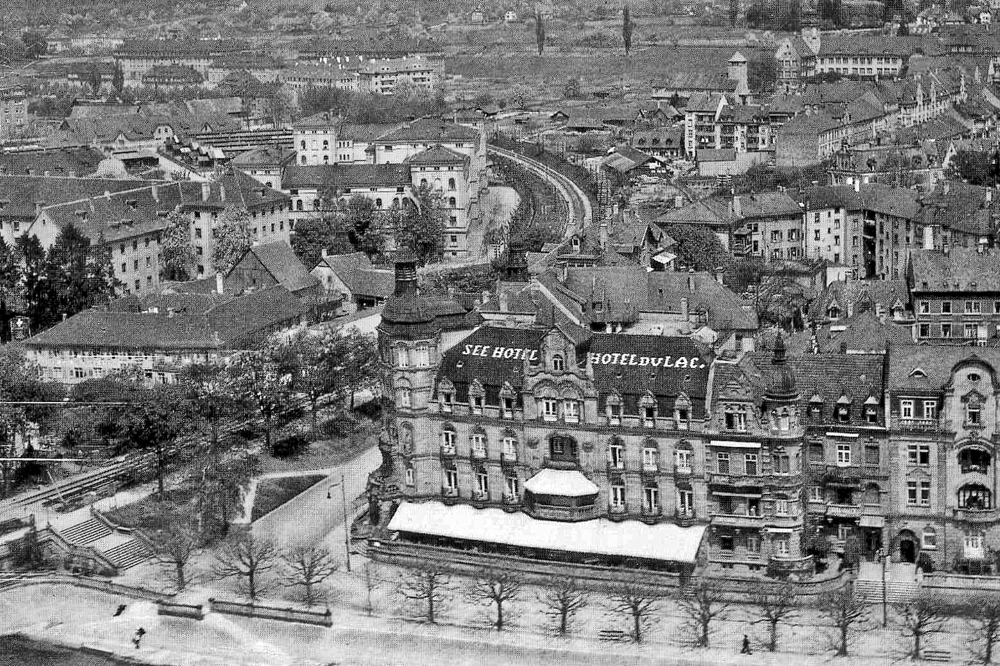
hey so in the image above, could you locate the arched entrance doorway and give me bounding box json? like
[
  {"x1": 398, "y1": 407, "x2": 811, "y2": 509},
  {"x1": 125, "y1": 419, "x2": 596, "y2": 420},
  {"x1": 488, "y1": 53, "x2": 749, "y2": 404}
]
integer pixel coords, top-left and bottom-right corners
[{"x1": 896, "y1": 529, "x2": 919, "y2": 563}]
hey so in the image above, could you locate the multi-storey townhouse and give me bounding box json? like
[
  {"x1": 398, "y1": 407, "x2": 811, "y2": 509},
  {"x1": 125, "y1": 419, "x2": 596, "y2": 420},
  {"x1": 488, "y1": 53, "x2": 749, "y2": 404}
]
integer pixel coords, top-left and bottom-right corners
[
  {"x1": 0, "y1": 83, "x2": 27, "y2": 140},
  {"x1": 114, "y1": 39, "x2": 250, "y2": 87},
  {"x1": 909, "y1": 248, "x2": 1000, "y2": 344}
]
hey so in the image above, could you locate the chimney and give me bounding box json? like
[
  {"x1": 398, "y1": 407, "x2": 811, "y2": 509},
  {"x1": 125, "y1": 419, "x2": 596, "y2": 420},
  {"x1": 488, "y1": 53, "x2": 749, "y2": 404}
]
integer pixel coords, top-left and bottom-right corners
[
  {"x1": 481, "y1": 289, "x2": 490, "y2": 305},
  {"x1": 715, "y1": 268, "x2": 725, "y2": 285},
  {"x1": 499, "y1": 290, "x2": 509, "y2": 312},
  {"x1": 731, "y1": 195, "x2": 742, "y2": 218},
  {"x1": 988, "y1": 188, "x2": 994, "y2": 204},
  {"x1": 599, "y1": 220, "x2": 609, "y2": 250},
  {"x1": 320, "y1": 248, "x2": 328, "y2": 259},
  {"x1": 215, "y1": 272, "x2": 224, "y2": 295},
  {"x1": 220, "y1": 184, "x2": 226, "y2": 202},
  {"x1": 681, "y1": 296, "x2": 689, "y2": 320},
  {"x1": 923, "y1": 225, "x2": 934, "y2": 250},
  {"x1": 560, "y1": 262, "x2": 568, "y2": 283},
  {"x1": 687, "y1": 274, "x2": 694, "y2": 292},
  {"x1": 847, "y1": 301, "x2": 854, "y2": 317},
  {"x1": 853, "y1": 179, "x2": 860, "y2": 193},
  {"x1": 201, "y1": 182, "x2": 210, "y2": 201}
]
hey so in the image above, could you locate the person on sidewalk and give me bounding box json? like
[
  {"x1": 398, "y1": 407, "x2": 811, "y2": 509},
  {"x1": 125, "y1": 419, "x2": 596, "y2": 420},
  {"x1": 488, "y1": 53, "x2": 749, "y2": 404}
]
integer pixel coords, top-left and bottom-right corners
[
  {"x1": 741, "y1": 634, "x2": 752, "y2": 654},
  {"x1": 133, "y1": 627, "x2": 146, "y2": 649},
  {"x1": 113, "y1": 604, "x2": 127, "y2": 617}
]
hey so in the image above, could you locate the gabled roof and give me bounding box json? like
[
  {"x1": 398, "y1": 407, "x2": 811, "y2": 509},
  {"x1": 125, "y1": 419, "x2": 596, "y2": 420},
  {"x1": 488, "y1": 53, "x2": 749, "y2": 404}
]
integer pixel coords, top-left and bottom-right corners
[
  {"x1": 0, "y1": 175, "x2": 151, "y2": 220},
  {"x1": 314, "y1": 252, "x2": 394, "y2": 298},
  {"x1": 889, "y1": 345, "x2": 1000, "y2": 392},
  {"x1": 437, "y1": 326, "x2": 547, "y2": 402},
  {"x1": 737, "y1": 191, "x2": 802, "y2": 218},
  {"x1": 232, "y1": 241, "x2": 319, "y2": 294},
  {"x1": 655, "y1": 196, "x2": 738, "y2": 228},
  {"x1": 407, "y1": 145, "x2": 469, "y2": 165}
]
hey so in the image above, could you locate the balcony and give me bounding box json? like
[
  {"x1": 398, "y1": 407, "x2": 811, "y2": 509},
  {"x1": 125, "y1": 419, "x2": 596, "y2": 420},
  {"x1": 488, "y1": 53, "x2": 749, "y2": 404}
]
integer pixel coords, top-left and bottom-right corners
[
  {"x1": 501, "y1": 452, "x2": 518, "y2": 466},
  {"x1": 826, "y1": 503, "x2": 862, "y2": 519},
  {"x1": 896, "y1": 418, "x2": 945, "y2": 433},
  {"x1": 708, "y1": 472, "x2": 764, "y2": 488},
  {"x1": 641, "y1": 505, "x2": 663, "y2": 523},
  {"x1": 471, "y1": 490, "x2": 488, "y2": 506},
  {"x1": 502, "y1": 494, "x2": 521, "y2": 512},
  {"x1": 674, "y1": 466, "x2": 693, "y2": 478},
  {"x1": 675, "y1": 509, "x2": 696, "y2": 527},
  {"x1": 712, "y1": 513, "x2": 765, "y2": 527},
  {"x1": 440, "y1": 444, "x2": 457, "y2": 458},
  {"x1": 607, "y1": 460, "x2": 626, "y2": 473},
  {"x1": 471, "y1": 448, "x2": 487, "y2": 460},
  {"x1": 542, "y1": 456, "x2": 580, "y2": 471},
  {"x1": 953, "y1": 507, "x2": 998, "y2": 523},
  {"x1": 820, "y1": 464, "x2": 888, "y2": 483},
  {"x1": 608, "y1": 503, "x2": 627, "y2": 521},
  {"x1": 641, "y1": 462, "x2": 659, "y2": 476},
  {"x1": 528, "y1": 503, "x2": 597, "y2": 522},
  {"x1": 441, "y1": 486, "x2": 460, "y2": 504},
  {"x1": 961, "y1": 464, "x2": 990, "y2": 475}
]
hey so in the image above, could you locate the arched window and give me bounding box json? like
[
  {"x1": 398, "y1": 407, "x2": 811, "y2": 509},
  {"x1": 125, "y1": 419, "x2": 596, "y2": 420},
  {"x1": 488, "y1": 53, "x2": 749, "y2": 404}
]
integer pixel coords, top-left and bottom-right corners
[
  {"x1": 376, "y1": 198, "x2": 383, "y2": 208},
  {"x1": 300, "y1": 155, "x2": 307, "y2": 165},
  {"x1": 434, "y1": 178, "x2": 442, "y2": 190},
  {"x1": 313, "y1": 199, "x2": 320, "y2": 209},
  {"x1": 922, "y1": 526, "x2": 937, "y2": 549},
  {"x1": 322, "y1": 139, "x2": 329, "y2": 149},
  {"x1": 448, "y1": 197, "x2": 457, "y2": 207},
  {"x1": 398, "y1": 387, "x2": 412, "y2": 408},
  {"x1": 323, "y1": 155, "x2": 329, "y2": 164},
  {"x1": 552, "y1": 354, "x2": 565, "y2": 372},
  {"x1": 300, "y1": 140, "x2": 306, "y2": 149},
  {"x1": 405, "y1": 465, "x2": 415, "y2": 486},
  {"x1": 448, "y1": 177, "x2": 456, "y2": 190},
  {"x1": 863, "y1": 483, "x2": 881, "y2": 506},
  {"x1": 642, "y1": 439, "x2": 659, "y2": 471},
  {"x1": 420, "y1": 178, "x2": 427, "y2": 188},
  {"x1": 296, "y1": 200, "x2": 303, "y2": 211},
  {"x1": 400, "y1": 423, "x2": 414, "y2": 454},
  {"x1": 396, "y1": 346, "x2": 409, "y2": 368}
]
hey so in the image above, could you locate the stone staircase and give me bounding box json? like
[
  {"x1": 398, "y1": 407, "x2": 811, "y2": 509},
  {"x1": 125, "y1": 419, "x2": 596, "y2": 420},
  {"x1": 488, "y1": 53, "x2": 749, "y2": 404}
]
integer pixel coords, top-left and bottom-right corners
[
  {"x1": 55, "y1": 517, "x2": 151, "y2": 572},
  {"x1": 59, "y1": 518, "x2": 112, "y2": 545},
  {"x1": 854, "y1": 578, "x2": 920, "y2": 604},
  {"x1": 103, "y1": 539, "x2": 152, "y2": 571}
]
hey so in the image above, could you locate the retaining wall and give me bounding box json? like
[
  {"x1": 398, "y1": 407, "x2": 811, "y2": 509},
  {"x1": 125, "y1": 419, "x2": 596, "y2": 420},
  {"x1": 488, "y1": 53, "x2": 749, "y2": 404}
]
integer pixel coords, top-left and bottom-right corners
[{"x1": 209, "y1": 598, "x2": 332, "y2": 627}]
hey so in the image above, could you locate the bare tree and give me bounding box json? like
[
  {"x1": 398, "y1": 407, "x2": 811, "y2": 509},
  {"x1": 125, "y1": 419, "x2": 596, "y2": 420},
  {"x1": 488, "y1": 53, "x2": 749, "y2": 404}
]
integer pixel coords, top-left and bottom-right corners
[
  {"x1": 817, "y1": 584, "x2": 870, "y2": 657},
  {"x1": 896, "y1": 592, "x2": 950, "y2": 660},
  {"x1": 750, "y1": 582, "x2": 799, "y2": 652},
  {"x1": 398, "y1": 564, "x2": 451, "y2": 624},
  {"x1": 607, "y1": 576, "x2": 664, "y2": 643},
  {"x1": 150, "y1": 523, "x2": 199, "y2": 592},
  {"x1": 965, "y1": 592, "x2": 1000, "y2": 664},
  {"x1": 539, "y1": 577, "x2": 590, "y2": 636},
  {"x1": 468, "y1": 567, "x2": 523, "y2": 631},
  {"x1": 212, "y1": 532, "x2": 281, "y2": 601},
  {"x1": 677, "y1": 580, "x2": 731, "y2": 648},
  {"x1": 282, "y1": 545, "x2": 339, "y2": 607}
]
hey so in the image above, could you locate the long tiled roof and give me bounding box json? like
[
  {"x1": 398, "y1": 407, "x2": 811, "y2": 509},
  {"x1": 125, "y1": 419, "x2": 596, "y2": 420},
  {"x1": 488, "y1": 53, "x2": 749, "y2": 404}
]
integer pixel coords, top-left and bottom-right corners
[
  {"x1": 373, "y1": 118, "x2": 479, "y2": 144},
  {"x1": 407, "y1": 145, "x2": 469, "y2": 165},
  {"x1": 437, "y1": 326, "x2": 547, "y2": 403},
  {"x1": 910, "y1": 248, "x2": 1000, "y2": 292},
  {"x1": 655, "y1": 196, "x2": 738, "y2": 228},
  {"x1": 0, "y1": 148, "x2": 105, "y2": 177},
  {"x1": 0, "y1": 175, "x2": 150, "y2": 220},
  {"x1": 737, "y1": 191, "x2": 802, "y2": 218},
  {"x1": 23, "y1": 285, "x2": 305, "y2": 351},
  {"x1": 315, "y1": 253, "x2": 394, "y2": 298},
  {"x1": 282, "y1": 164, "x2": 412, "y2": 189}
]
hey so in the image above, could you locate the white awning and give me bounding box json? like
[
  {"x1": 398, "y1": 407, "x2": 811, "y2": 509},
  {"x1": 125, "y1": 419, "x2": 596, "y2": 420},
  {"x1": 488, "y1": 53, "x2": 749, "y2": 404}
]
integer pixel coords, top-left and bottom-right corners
[
  {"x1": 524, "y1": 469, "x2": 599, "y2": 497},
  {"x1": 710, "y1": 440, "x2": 761, "y2": 449},
  {"x1": 826, "y1": 432, "x2": 859, "y2": 438},
  {"x1": 387, "y1": 501, "x2": 707, "y2": 564}
]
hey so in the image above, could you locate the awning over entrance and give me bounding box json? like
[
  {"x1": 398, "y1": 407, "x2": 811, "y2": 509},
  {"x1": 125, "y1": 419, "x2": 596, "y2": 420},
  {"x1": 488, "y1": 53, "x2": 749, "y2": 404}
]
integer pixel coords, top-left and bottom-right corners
[
  {"x1": 859, "y1": 515, "x2": 885, "y2": 528},
  {"x1": 387, "y1": 502, "x2": 707, "y2": 564},
  {"x1": 524, "y1": 469, "x2": 600, "y2": 497}
]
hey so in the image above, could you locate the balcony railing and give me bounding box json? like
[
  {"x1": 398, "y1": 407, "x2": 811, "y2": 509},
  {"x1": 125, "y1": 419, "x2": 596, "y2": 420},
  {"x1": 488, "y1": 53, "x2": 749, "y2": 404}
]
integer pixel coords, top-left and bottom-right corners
[
  {"x1": 527, "y1": 503, "x2": 597, "y2": 522},
  {"x1": 826, "y1": 503, "x2": 862, "y2": 519},
  {"x1": 441, "y1": 487, "x2": 459, "y2": 502},
  {"x1": 820, "y1": 464, "x2": 888, "y2": 482},
  {"x1": 712, "y1": 513, "x2": 765, "y2": 527},
  {"x1": 501, "y1": 452, "x2": 518, "y2": 465},
  {"x1": 609, "y1": 503, "x2": 627, "y2": 515},
  {"x1": 440, "y1": 445, "x2": 457, "y2": 457},
  {"x1": 642, "y1": 462, "x2": 659, "y2": 474},
  {"x1": 674, "y1": 466, "x2": 693, "y2": 477},
  {"x1": 471, "y1": 448, "x2": 487, "y2": 460},
  {"x1": 607, "y1": 459, "x2": 625, "y2": 472},
  {"x1": 896, "y1": 418, "x2": 945, "y2": 432},
  {"x1": 961, "y1": 464, "x2": 991, "y2": 475},
  {"x1": 503, "y1": 493, "x2": 520, "y2": 505}
]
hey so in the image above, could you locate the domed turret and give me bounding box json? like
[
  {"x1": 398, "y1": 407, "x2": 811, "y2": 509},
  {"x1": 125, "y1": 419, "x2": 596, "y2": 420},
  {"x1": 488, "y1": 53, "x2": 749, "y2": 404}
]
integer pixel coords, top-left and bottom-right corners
[
  {"x1": 764, "y1": 335, "x2": 798, "y2": 402},
  {"x1": 379, "y1": 249, "x2": 441, "y2": 340}
]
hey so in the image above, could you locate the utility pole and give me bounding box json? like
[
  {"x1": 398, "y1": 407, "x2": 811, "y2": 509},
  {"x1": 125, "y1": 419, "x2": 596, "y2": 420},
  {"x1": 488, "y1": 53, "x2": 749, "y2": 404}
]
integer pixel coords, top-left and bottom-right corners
[
  {"x1": 877, "y1": 547, "x2": 888, "y2": 627},
  {"x1": 328, "y1": 474, "x2": 352, "y2": 571}
]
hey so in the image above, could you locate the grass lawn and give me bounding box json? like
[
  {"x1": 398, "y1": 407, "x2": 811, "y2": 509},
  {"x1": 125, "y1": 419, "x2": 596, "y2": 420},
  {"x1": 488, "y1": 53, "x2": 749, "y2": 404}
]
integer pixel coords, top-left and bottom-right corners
[
  {"x1": 257, "y1": 415, "x2": 380, "y2": 474},
  {"x1": 102, "y1": 485, "x2": 198, "y2": 531},
  {"x1": 251, "y1": 474, "x2": 327, "y2": 522}
]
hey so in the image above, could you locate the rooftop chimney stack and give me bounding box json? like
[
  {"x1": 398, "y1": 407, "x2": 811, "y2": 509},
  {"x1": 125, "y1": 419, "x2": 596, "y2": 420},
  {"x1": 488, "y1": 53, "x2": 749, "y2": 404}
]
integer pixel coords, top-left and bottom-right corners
[
  {"x1": 599, "y1": 221, "x2": 609, "y2": 250},
  {"x1": 201, "y1": 182, "x2": 210, "y2": 202},
  {"x1": 215, "y1": 272, "x2": 224, "y2": 295},
  {"x1": 392, "y1": 250, "x2": 418, "y2": 297}
]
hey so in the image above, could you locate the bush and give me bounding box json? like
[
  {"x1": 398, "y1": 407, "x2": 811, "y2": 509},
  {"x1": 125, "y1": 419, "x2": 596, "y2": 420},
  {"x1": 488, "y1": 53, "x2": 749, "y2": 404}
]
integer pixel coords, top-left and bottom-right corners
[
  {"x1": 918, "y1": 552, "x2": 934, "y2": 574},
  {"x1": 320, "y1": 416, "x2": 356, "y2": 439},
  {"x1": 271, "y1": 434, "x2": 311, "y2": 459}
]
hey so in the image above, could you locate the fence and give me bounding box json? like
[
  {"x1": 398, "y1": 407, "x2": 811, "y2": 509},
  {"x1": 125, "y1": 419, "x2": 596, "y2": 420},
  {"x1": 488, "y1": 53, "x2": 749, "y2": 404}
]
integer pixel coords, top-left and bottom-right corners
[
  {"x1": 922, "y1": 572, "x2": 1000, "y2": 598},
  {"x1": 0, "y1": 571, "x2": 172, "y2": 602},
  {"x1": 209, "y1": 598, "x2": 333, "y2": 627}
]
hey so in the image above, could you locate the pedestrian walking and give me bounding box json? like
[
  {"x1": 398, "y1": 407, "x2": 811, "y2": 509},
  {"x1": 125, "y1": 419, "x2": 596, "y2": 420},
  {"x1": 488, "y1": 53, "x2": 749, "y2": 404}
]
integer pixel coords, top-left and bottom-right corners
[
  {"x1": 133, "y1": 627, "x2": 146, "y2": 649},
  {"x1": 113, "y1": 604, "x2": 127, "y2": 617},
  {"x1": 741, "y1": 634, "x2": 752, "y2": 655}
]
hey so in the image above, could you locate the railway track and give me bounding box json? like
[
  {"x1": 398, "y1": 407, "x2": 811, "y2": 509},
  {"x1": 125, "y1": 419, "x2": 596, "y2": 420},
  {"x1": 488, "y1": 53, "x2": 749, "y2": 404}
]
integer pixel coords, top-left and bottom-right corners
[{"x1": 488, "y1": 145, "x2": 593, "y2": 239}]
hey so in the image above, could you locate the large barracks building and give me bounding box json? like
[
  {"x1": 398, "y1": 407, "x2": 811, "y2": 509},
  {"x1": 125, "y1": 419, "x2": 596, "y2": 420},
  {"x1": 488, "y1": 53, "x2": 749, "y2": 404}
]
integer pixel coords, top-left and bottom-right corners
[{"x1": 372, "y1": 253, "x2": 1000, "y2": 579}]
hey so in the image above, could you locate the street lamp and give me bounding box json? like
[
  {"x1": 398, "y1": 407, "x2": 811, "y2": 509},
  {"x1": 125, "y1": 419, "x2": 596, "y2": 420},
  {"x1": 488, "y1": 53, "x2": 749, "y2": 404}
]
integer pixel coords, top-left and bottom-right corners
[
  {"x1": 876, "y1": 547, "x2": 888, "y2": 627},
  {"x1": 327, "y1": 473, "x2": 351, "y2": 572}
]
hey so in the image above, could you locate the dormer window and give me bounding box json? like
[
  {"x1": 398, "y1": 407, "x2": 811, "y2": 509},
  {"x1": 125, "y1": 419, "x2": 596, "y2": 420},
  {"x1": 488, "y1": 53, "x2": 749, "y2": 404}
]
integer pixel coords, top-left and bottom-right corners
[
  {"x1": 809, "y1": 395, "x2": 823, "y2": 417},
  {"x1": 396, "y1": 346, "x2": 409, "y2": 368},
  {"x1": 415, "y1": 344, "x2": 430, "y2": 367},
  {"x1": 865, "y1": 404, "x2": 878, "y2": 424},
  {"x1": 471, "y1": 395, "x2": 484, "y2": 414},
  {"x1": 541, "y1": 397, "x2": 559, "y2": 421},
  {"x1": 441, "y1": 391, "x2": 453, "y2": 412},
  {"x1": 777, "y1": 408, "x2": 791, "y2": 431},
  {"x1": 724, "y1": 406, "x2": 747, "y2": 432},
  {"x1": 563, "y1": 399, "x2": 580, "y2": 423},
  {"x1": 835, "y1": 397, "x2": 851, "y2": 423}
]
